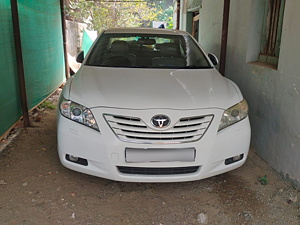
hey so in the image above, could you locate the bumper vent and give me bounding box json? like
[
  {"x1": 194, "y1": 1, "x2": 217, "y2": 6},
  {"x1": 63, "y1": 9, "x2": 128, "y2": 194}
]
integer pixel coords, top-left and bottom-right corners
[
  {"x1": 117, "y1": 166, "x2": 199, "y2": 175},
  {"x1": 104, "y1": 114, "x2": 213, "y2": 144}
]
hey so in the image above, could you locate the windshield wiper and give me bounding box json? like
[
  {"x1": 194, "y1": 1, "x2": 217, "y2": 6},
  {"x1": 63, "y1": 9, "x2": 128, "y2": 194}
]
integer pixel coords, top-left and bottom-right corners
[{"x1": 183, "y1": 66, "x2": 213, "y2": 69}]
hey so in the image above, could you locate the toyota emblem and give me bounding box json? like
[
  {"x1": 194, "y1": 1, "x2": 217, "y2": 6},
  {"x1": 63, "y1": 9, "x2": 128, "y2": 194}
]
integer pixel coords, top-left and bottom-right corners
[{"x1": 151, "y1": 115, "x2": 170, "y2": 128}]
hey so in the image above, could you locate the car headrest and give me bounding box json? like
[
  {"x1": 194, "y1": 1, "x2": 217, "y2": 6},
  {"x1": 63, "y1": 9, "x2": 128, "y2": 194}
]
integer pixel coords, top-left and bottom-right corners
[
  {"x1": 110, "y1": 40, "x2": 129, "y2": 53},
  {"x1": 160, "y1": 43, "x2": 180, "y2": 57}
]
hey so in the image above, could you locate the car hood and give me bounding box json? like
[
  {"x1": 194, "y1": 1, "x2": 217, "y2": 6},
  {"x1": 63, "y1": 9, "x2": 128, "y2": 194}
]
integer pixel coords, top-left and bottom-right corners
[{"x1": 69, "y1": 66, "x2": 242, "y2": 110}]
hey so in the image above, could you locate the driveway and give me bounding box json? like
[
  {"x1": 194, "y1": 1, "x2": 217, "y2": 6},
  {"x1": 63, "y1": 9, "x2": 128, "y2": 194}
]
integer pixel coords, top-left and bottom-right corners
[{"x1": 0, "y1": 92, "x2": 299, "y2": 225}]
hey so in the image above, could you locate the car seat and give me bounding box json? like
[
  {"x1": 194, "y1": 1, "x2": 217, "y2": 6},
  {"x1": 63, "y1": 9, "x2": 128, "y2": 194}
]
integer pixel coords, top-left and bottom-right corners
[{"x1": 102, "y1": 40, "x2": 136, "y2": 66}]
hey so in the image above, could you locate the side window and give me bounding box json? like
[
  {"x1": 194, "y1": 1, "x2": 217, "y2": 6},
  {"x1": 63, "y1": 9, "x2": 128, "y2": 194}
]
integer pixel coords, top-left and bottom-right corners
[{"x1": 259, "y1": 0, "x2": 285, "y2": 66}]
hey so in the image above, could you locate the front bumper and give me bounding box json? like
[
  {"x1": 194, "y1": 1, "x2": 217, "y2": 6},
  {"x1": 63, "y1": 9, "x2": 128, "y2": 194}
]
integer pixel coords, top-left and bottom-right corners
[{"x1": 57, "y1": 107, "x2": 251, "y2": 182}]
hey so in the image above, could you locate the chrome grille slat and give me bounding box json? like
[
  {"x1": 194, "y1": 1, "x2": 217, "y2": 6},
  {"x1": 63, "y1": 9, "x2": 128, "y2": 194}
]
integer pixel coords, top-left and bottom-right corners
[
  {"x1": 114, "y1": 122, "x2": 147, "y2": 129},
  {"x1": 173, "y1": 122, "x2": 210, "y2": 130},
  {"x1": 110, "y1": 123, "x2": 148, "y2": 131},
  {"x1": 178, "y1": 118, "x2": 211, "y2": 125},
  {"x1": 180, "y1": 115, "x2": 206, "y2": 121},
  {"x1": 112, "y1": 124, "x2": 206, "y2": 133},
  {"x1": 104, "y1": 114, "x2": 213, "y2": 144},
  {"x1": 107, "y1": 119, "x2": 145, "y2": 127},
  {"x1": 121, "y1": 135, "x2": 196, "y2": 141},
  {"x1": 119, "y1": 128, "x2": 199, "y2": 135},
  {"x1": 117, "y1": 130, "x2": 200, "y2": 138}
]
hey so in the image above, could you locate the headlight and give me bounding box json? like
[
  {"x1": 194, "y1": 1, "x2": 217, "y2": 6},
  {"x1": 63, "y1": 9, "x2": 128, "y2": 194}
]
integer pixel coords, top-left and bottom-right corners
[
  {"x1": 218, "y1": 99, "x2": 248, "y2": 131},
  {"x1": 59, "y1": 96, "x2": 99, "y2": 131}
]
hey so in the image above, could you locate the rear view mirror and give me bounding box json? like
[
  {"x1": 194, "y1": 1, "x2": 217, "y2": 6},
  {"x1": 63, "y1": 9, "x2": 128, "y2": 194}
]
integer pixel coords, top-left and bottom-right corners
[
  {"x1": 208, "y1": 53, "x2": 219, "y2": 66},
  {"x1": 137, "y1": 38, "x2": 156, "y2": 45},
  {"x1": 76, "y1": 51, "x2": 84, "y2": 63}
]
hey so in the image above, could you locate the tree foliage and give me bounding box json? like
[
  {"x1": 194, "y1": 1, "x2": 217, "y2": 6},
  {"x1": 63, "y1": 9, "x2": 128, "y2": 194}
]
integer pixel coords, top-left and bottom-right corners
[
  {"x1": 156, "y1": 5, "x2": 173, "y2": 29},
  {"x1": 66, "y1": 0, "x2": 173, "y2": 32}
]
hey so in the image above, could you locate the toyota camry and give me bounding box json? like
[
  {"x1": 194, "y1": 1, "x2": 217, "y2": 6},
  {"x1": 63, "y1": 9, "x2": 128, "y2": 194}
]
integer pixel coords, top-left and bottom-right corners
[{"x1": 57, "y1": 28, "x2": 251, "y2": 182}]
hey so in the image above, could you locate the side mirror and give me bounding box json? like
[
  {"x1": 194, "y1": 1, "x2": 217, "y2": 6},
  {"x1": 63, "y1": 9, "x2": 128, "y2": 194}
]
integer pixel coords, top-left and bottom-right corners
[
  {"x1": 76, "y1": 51, "x2": 84, "y2": 63},
  {"x1": 208, "y1": 53, "x2": 219, "y2": 66}
]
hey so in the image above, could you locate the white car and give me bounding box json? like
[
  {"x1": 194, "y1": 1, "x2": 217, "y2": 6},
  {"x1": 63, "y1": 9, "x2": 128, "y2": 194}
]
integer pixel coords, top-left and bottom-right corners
[{"x1": 57, "y1": 28, "x2": 251, "y2": 182}]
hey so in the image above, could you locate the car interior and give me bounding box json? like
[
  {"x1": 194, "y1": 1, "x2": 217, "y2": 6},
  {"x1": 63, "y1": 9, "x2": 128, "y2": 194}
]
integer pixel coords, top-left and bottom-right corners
[{"x1": 100, "y1": 39, "x2": 187, "y2": 68}]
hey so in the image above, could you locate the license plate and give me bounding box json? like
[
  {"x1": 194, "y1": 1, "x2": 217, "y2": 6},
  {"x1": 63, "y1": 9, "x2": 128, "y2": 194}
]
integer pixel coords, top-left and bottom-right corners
[{"x1": 125, "y1": 148, "x2": 195, "y2": 163}]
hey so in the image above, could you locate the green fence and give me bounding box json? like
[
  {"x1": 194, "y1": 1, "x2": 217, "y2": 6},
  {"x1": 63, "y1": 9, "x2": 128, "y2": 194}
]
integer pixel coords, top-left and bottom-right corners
[{"x1": 0, "y1": 0, "x2": 65, "y2": 138}]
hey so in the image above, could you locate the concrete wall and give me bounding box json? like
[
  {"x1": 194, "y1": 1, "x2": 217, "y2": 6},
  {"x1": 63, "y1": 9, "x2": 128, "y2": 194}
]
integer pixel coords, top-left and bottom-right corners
[
  {"x1": 198, "y1": 0, "x2": 223, "y2": 70},
  {"x1": 181, "y1": 0, "x2": 300, "y2": 188},
  {"x1": 179, "y1": 0, "x2": 186, "y2": 30},
  {"x1": 66, "y1": 20, "x2": 86, "y2": 57}
]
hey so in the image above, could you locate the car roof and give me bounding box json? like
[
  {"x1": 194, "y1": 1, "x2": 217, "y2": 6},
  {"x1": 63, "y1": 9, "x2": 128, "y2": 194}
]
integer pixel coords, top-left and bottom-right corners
[{"x1": 103, "y1": 27, "x2": 190, "y2": 36}]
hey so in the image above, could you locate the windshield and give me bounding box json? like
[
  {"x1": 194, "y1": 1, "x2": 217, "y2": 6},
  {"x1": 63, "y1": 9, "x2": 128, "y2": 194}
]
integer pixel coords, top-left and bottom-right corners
[{"x1": 85, "y1": 33, "x2": 212, "y2": 69}]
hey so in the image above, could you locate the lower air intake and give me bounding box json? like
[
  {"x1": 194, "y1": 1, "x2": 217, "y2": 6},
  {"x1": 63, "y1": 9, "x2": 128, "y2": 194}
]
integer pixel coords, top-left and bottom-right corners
[{"x1": 117, "y1": 166, "x2": 199, "y2": 175}]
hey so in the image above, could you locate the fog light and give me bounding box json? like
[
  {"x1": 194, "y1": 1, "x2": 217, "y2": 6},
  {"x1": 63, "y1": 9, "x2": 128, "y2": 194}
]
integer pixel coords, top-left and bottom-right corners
[
  {"x1": 69, "y1": 155, "x2": 79, "y2": 162},
  {"x1": 225, "y1": 154, "x2": 244, "y2": 165},
  {"x1": 66, "y1": 154, "x2": 88, "y2": 166}
]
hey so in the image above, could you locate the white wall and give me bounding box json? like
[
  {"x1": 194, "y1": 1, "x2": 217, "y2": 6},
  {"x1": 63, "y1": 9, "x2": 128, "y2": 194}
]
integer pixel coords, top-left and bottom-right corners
[
  {"x1": 180, "y1": 0, "x2": 187, "y2": 31},
  {"x1": 184, "y1": 0, "x2": 300, "y2": 188},
  {"x1": 198, "y1": 0, "x2": 223, "y2": 60}
]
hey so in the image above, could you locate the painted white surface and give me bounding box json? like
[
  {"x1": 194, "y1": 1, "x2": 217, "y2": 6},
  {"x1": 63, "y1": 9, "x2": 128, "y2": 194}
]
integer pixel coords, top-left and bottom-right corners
[
  {"x1": 192, "y1": 0, "x2": 300, "y2": 188},
  {"x1": 70, "y1": 67, "x2": 241, "y2": 110}
]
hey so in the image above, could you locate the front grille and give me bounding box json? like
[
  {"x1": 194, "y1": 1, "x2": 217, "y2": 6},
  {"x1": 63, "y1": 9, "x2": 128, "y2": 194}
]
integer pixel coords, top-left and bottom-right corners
[
  {"x1": 117, "y1": 166, "x2": 199, "y2": 175},
  {"x1": 104, "y1": 114, "x2": 213, "y2": 144}
]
